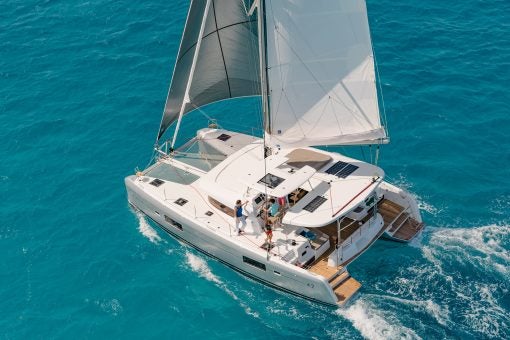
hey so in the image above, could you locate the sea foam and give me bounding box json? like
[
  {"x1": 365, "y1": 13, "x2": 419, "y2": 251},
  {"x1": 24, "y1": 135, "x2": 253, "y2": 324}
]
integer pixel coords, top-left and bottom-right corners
[
  {"x1": 136, "y1": 211, "x2": 163, "y2": 245},
  {"x1": 336, "y1": 299, "x2": 421, "y2": 340},
  {"x1": 185, "y1": 251, "x2": 260, "y2": 319}
]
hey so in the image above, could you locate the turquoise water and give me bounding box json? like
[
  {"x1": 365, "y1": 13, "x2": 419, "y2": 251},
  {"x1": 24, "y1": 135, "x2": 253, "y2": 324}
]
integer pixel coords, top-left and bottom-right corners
[{"x1": 1, "y1": 0, "x2": 509, "y2": 338}]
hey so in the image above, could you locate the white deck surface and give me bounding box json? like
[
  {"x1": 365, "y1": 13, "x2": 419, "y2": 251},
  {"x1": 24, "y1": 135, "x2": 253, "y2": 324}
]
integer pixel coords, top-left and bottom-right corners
[{"x1": 137, "y1": 128, "x2": 387, "y2": 262}]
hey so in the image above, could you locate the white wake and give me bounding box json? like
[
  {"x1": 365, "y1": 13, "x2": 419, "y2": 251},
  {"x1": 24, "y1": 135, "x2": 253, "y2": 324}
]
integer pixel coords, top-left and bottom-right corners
[
  {"x1": 185, "y1": 251, "x2": 260, "y2": 319},
  {"x1": 136, "y1": 211, "x2": 163, "y2": 244},
  {"x1": 336, "y1": 299, "x2": 421, "y2": 340},
  {"x1": 384, "y1": 224, "x2": 510, "y2": 338}
]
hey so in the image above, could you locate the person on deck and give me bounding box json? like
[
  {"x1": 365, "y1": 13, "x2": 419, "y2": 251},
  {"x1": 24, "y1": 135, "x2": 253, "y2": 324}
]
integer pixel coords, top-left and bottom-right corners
[
  {"x1": 264, "y1": 223, "x2": 273, "y2": 245},
  {"x1": 234, "y1": 200, "x2": 247, "y2": 235},
  {"x1": 268, "y1": 198, "x2": 280, "y2": 217}
]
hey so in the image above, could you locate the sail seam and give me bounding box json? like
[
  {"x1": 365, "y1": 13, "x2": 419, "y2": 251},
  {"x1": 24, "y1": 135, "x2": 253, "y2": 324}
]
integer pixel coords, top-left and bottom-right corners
[
  {"x1": 176, "y1": 20, "x2": 256, "y2": 65},
  {"x1": 211, "y1": 0, "x2": 232, "y2": 97}
]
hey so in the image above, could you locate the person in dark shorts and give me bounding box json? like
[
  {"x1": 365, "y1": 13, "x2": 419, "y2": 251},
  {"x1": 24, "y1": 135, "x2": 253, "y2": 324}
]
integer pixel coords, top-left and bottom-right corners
[
  {"x1": 264, "y1": 223, "x2": 273, "y2": 244},
  {"x1": 234, "y1": 199, "x2": 247, "y2": 235}
]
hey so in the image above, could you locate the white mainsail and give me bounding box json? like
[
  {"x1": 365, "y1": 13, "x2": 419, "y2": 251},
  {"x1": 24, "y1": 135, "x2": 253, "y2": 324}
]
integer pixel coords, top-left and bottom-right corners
[
  {"x1": 264, "y1": 0, "x2": 387, "y2": 147},
  {"x1": 158, "y1": 0, "x2": 260, "y2": 140},
  {"x1": 158, "y1": 0, "x2": 386, "y2": 148}
]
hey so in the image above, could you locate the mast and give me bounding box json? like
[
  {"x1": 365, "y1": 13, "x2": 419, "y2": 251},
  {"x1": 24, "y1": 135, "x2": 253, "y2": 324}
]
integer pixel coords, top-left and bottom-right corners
[
  {"x1": 257, "y1": 0, "x2": 271, "y2": 137},
  {"x1": 170, "y1": 0, "x2": 212, "y2": 150}
]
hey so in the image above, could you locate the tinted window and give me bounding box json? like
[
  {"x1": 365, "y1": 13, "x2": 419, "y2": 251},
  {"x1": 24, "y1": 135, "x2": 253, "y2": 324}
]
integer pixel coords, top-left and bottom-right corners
[{"x1": 243, "y1": 256, "x2": 266, "y2": 271}]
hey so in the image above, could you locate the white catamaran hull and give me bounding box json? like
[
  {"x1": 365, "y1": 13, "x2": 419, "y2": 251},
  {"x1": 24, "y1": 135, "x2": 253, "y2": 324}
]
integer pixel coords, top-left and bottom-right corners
[
  {"x1": 124, "y1": 0, "x2": 425, "y2": 307},
  {"x1": 126, "y1": 179, "x2": 340, "y2": 306}
]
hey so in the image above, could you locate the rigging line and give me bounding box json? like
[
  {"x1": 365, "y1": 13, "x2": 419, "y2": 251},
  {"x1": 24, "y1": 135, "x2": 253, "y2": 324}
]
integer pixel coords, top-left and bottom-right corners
[
  {"x1": 155, "y1": 0, "x2": 194, "y2": 144},
  {"x1": 190, "y1": 102, "x2": 214, "y2": 121},
  {"x1": 211, "y1": 0, "x2": 232, "y2": 97},
  {"x1": 373, "y1": 52, "x2": 389, "y2": 135},
  {"x1": 245, "y1": 4, "x2": 263, "y2": 136},
  {"x1": 360, "y1": 145, "x2": 367, "y2": 162}
]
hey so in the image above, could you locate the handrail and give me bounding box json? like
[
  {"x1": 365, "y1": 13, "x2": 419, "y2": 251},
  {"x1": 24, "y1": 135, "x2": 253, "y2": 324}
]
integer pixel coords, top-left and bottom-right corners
[
  {"x1": 340, "y1": 213, "x2": 377, "y2": 250},
  {"x1": 387, "y1": 206, "x2": 409, "y2": 234}
]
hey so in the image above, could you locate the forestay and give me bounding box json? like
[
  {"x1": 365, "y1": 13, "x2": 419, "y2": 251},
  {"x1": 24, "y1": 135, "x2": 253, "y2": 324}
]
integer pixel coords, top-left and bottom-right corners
[
  {"x1": 264, "y1": 0, "x2": 387, "y2": 147},
  {"x1": 158, "y1": 0, "x2": 261, "y2": 140}
]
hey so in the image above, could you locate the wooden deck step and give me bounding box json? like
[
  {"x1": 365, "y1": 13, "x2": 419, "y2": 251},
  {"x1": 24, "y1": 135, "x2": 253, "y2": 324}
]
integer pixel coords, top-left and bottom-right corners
[
  {"x1": 388, "y1": 213, "x2": 410, "y2": 233},
  {"x1": 378, "y1": 199, "x2": 404, "y2": 214},
  {"x1": 307, "y1": 247, "x2": 342, "y2": 280},
  {"x1": 392, "y1": 218, "x2": 424, "y2": 241},
  {"x1": 335, "y1": 277, "x2": 362, "y2": 306},
  {"x1": 329, "y1": 271, "x2": 350, "y2": 289}
]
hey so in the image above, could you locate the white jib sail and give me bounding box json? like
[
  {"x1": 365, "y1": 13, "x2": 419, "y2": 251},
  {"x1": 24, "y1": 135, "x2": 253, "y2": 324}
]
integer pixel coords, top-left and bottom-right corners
[{"x1": 265, "y1": 0, "x2": 387, "y2": 148}]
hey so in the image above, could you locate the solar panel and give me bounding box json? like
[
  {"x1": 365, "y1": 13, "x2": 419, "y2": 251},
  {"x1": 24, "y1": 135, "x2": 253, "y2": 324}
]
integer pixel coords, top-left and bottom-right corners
[
  {"x1": 325, "y1": 161, "x2": 348, "y2": 175},
  {"x1": 336, "y1": 164, "x2": 359, "y2": 178},
  {"x1": 303, "y1": 196, "x2": 327, "y2": 212}
]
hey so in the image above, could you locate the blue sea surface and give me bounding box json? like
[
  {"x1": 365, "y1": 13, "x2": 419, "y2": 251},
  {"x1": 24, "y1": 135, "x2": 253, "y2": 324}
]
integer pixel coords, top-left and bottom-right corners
[{"x1": 1, "y1": 0, "x2": 509, "y2": 338}]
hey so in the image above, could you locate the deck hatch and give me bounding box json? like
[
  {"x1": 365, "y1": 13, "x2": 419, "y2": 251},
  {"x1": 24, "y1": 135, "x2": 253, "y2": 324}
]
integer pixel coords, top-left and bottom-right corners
[
  {"x1": 174, "y1": 198, "x2": 188, "y2": 206},
  {"x1": 149, "y1": 178, "x2": 165, "y2": 187},
  {"x1": 258, "y1": 173, "x2": 285, "y2": 189},
  {"x1": 303, "y1": 196, "x2": 327, "y2": 212},
  {"x1": 217, "y1": 133, "x2": 231, "y2": 141}
]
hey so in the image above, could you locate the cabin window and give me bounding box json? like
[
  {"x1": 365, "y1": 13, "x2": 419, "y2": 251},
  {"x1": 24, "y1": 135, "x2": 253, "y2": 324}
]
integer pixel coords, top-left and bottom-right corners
[
  {"x1": 258, "y1": 173, "x2": 284, "y2": 189},
  {"x1": 164, "y1": 215, "x2": 183, "y2": 230},
  {"x1": 205, "y1": 211, "x2": 213, "y2": 216},
  {"x1": 243, "y1": 256, "x2": 266, "y2": 271},
  {"x1": 303, "y1": 196, "x2": 327, "y2": 212},
  {"x1": 174, "y1": 198, "x2": 188, "y2": 206},
  {"x1": 149, "y1": 178, "x2": 165, "y2": 187}
]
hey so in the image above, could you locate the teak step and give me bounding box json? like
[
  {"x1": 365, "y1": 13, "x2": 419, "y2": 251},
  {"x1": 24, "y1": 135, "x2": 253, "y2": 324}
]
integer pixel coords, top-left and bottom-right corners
[
  {"x1": 329, "y1": 271, "x2": 350, "y2": 290},
  {"x1": 389, "y1": 213, "x2": 410, "y2": 233},
  {"x1": 392, "y1": 218, "x2": 424, "y2": 241},
  {"x1": 378, "y1": 199, "x2": 405, "y2": 214},
  {"x1": 335, "y1": 277, "x2": 362, "y2": 306}
]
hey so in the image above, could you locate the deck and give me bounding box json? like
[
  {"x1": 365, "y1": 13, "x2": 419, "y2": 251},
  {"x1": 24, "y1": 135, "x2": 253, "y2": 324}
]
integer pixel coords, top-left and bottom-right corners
[
  {"x1": 378, "y1": 199, "x2": 424, "y2": 241},
  {"x1": 306, "y1": 249, "x2": 361, "y2": 306}
]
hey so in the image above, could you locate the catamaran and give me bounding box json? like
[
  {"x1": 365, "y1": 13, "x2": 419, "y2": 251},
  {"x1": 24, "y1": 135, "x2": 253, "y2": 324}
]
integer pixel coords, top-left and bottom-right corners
[{"x1": 125, "y1": 0, "x2": 424, "y2": 306}]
